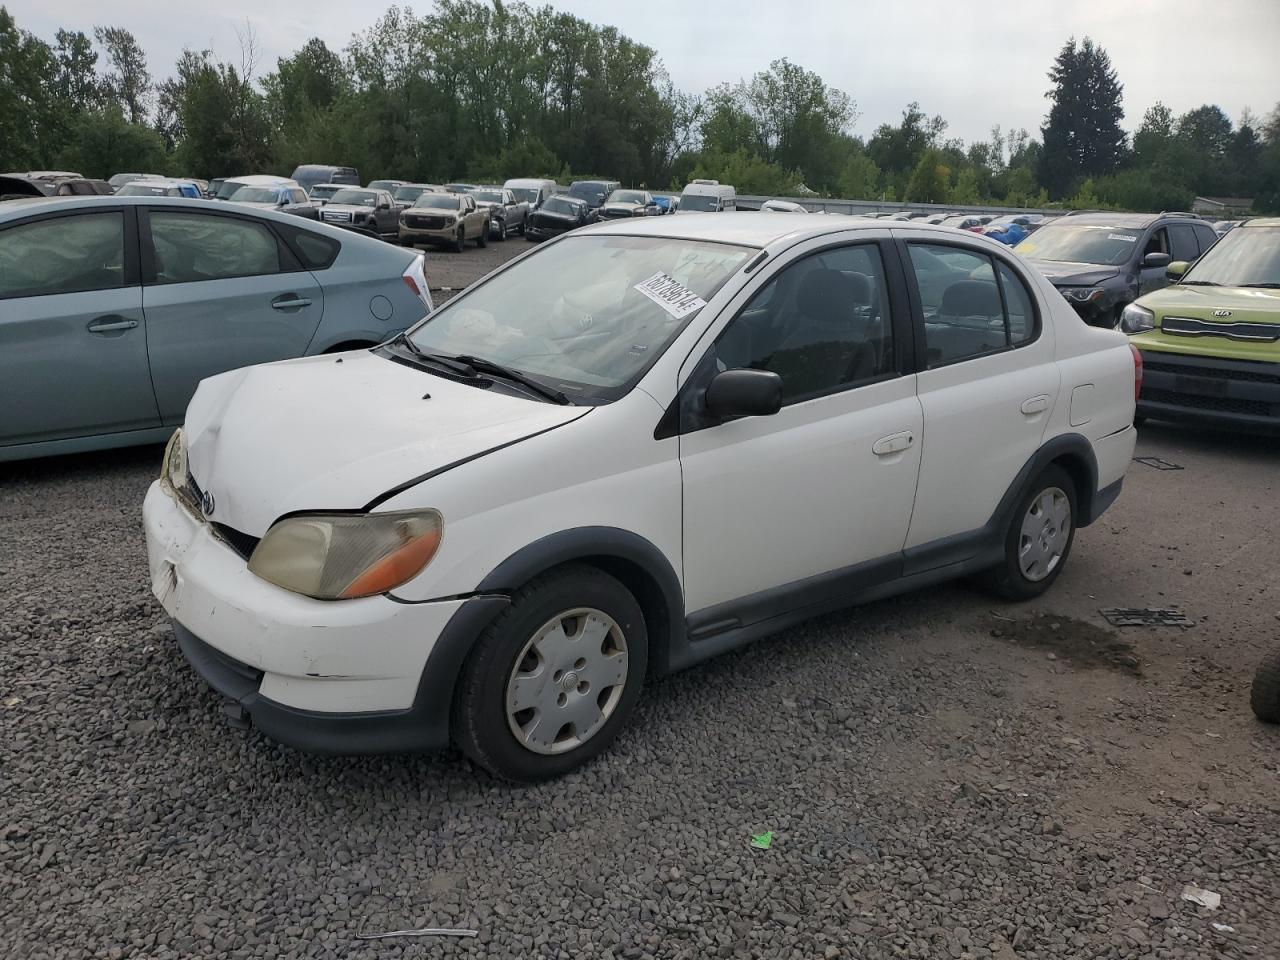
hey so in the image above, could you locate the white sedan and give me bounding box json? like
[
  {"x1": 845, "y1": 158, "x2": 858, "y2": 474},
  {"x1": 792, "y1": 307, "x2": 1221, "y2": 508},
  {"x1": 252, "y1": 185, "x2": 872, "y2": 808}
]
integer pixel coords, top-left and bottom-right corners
[{"x1": 144, "y1": 213, "x2": 1139, "y2": 781}]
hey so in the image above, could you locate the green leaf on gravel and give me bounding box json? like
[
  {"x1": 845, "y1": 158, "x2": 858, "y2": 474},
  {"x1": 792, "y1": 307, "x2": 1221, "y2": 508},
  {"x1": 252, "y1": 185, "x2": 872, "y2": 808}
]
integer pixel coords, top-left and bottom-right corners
[{"x1": 749, "y1": 831, "x2": 773, "y2": 850}]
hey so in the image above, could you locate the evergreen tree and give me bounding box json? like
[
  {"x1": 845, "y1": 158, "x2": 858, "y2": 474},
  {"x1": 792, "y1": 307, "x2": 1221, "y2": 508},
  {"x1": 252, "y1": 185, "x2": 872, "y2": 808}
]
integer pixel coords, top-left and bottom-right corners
[{"x1": 1038, "y1": 37, "x2": 1126, "y2": 198}]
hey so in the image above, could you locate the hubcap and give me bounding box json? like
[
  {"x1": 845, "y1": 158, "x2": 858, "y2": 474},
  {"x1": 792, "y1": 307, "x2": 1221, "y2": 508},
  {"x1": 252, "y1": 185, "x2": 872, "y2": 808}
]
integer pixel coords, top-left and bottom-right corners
[
  {"x1": 505, "y1": 608, "x2": 628, "y2": 755},
  {"x1": 1018, "y1": 486, "x2": 1071, "y2": 582}
]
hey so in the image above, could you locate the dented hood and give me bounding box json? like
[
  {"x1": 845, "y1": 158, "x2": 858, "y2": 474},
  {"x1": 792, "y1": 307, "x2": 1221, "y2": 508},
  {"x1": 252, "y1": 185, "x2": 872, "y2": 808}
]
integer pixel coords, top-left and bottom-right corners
[{"x1": 184, "y1": 350, "x2": 587, "y2": 535}]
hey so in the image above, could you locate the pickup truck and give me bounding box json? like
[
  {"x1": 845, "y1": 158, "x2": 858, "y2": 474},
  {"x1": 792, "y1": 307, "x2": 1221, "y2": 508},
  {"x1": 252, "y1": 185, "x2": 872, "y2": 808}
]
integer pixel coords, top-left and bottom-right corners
[{"x1": 470, "y1": 187, "x2": 530, "y2": 240}]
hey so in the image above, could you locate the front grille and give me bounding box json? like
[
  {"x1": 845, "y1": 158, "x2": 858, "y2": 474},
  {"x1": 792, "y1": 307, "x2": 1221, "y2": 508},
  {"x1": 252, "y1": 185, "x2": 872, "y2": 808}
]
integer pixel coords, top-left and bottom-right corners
[
  {"x1": 1143, "y1": 359, "x2": 1280, "y2": 385},
  {"x1": 212, "y1": 523, "x2": 261, "y2": 561},
  {"x1": 321, "y1": 210, "x2": 352, "y2": 223},
  {"x1": 406, "y1": 215, "x2": 449, "y2": 229},
  {"x1": 1142, "y1": 387, "x2": 1274, "y2": 417},
  {"x1": 1162, "y1": 316, "x2": 1280, "y2": 342},
  {"x1": 598, "y1": 209, "x2": 633, "y2": 220}
]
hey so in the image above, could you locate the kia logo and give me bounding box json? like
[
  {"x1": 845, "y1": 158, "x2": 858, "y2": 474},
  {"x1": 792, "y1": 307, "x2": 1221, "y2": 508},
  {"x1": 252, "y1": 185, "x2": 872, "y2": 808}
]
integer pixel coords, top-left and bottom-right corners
[
  {"x1": 200, "y1": 489, "x2": 216, "y2": 518},
  {"x1": 1212, "y1": 309, "x2": 1233, "y2": 318}
]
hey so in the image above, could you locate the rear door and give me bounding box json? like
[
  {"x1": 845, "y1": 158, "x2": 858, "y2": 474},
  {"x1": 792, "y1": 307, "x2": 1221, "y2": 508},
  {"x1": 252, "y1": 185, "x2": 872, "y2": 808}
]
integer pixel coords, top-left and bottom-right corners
[
  {"x1": 140, "y1": 206, "x2": 324, "y2": 423},
  {"x1": 0, "y1": 207, "x2": 160, "y2": 447},
  {"x1": 897, "y1": 235, "x2": 1059, "y2": 560}
]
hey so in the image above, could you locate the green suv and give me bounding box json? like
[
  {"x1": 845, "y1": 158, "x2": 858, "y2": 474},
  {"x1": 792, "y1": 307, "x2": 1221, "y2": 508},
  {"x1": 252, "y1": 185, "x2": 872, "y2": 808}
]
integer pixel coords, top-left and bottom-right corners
[{"x1": 1121, "y1": 218, "x2": 1280, "y2": 431}]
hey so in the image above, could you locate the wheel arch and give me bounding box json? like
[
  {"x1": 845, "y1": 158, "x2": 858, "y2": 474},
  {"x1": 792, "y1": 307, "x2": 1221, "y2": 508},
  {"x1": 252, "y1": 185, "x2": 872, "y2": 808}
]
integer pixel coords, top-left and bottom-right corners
[{"x1": 475, "y1": 527, "x2": 685, "y2": 679}]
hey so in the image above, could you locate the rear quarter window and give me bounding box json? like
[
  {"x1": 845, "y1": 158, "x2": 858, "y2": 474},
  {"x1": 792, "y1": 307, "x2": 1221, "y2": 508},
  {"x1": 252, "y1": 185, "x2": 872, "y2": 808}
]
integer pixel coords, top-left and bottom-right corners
[{"x1": 276, "y1": 222, "x2": 341, "y2": 270}]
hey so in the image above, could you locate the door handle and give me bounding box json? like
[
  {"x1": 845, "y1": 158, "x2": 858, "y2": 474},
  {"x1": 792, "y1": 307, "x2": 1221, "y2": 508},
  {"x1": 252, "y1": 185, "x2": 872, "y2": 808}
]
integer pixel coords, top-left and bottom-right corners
[
  {"x1": 1021, "y1": 395, "x2": 1050, "y2": 415},
  {"x1": 271, "y1": 296, "x2": 313, "y2": 310},
  {"x1": 873, "y1": 431, "x2": 914, "y2": 456},
  {"x1": 86, "y1": 316, "x2": 138, "y2": 333}
]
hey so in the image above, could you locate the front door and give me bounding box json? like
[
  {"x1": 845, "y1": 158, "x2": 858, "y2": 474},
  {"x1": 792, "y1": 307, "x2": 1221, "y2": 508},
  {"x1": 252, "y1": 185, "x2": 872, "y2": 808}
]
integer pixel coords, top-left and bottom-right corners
[
  {"x1": 0, "y1": 208, "x2": 160, "y2": 447},
  {"x1": 140, "y1": 207, "x2": 324, "y2": 423},
  {"x1": 679, "y1": 239, "x2": 923, "y2": 620},
  {"x1": 1138, "y1": 226, "x2": 1172, "y2": 296}
]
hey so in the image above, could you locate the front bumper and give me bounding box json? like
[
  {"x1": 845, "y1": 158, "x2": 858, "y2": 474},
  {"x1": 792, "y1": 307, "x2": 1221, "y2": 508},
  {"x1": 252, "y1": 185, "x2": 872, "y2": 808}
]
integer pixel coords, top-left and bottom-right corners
[
  {"x1": 1137, "y1": 349, "x2": 1280, "y2": 432},
  {"x1": 399, "y1": 224, "x2": 459, "y2": 245},
  {"x1": 143, "y1": 480, "x2": 508, "y2": 753}
]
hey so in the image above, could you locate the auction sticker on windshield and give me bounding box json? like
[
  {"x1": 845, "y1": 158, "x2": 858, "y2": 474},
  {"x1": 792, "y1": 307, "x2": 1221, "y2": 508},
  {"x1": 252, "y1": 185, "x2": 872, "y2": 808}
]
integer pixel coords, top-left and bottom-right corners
[
  {"x1": 1108, "y1": 233, "x2": 1137, "y2": 242},
  {"x1": 634, "y1": 272, "x2": 708, "y2": 319}
]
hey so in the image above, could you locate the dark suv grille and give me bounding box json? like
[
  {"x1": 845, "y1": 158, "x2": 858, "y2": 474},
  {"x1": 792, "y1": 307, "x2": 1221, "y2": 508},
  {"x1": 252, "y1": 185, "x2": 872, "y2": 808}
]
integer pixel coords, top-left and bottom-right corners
[{"x1": 1142, "y1": 388, "x2": 1273, "y2": 417}]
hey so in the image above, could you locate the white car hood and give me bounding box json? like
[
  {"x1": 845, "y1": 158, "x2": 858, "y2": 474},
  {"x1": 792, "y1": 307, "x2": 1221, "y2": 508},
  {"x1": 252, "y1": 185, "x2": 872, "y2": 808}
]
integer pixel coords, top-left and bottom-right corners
[{"x1": 185, "y1": 350, "x2": 588, "y2": 535}]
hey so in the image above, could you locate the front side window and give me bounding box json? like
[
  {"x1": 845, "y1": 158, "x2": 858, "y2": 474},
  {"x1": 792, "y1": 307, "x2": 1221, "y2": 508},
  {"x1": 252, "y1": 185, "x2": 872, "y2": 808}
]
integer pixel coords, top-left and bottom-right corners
[
  {"x1": 1168, "y1": 223, "x2": 1199, "y2": 262},
  {"x1": 150, "y1": 211, "x2": 280, "y2": 284},
  {"x1": 405, "y1": 235, "x2": 752, "y2": 402},
  {"x1": 1144, "y1": 228, "x2": 1169, "y2": 259},
  {"x1": 712, "y1": 243, "x2": 897, "y2": 404},
  {"x1": 0, "y1": 212, "x2": 125, "y2": 299},
  {"x1": 908, "y1": 244, "x2": 1036, "y2": 367}
]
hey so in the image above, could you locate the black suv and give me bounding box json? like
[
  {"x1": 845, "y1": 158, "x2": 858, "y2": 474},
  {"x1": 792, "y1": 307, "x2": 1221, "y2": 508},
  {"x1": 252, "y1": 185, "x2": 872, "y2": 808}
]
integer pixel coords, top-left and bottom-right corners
[{"x1": 1015, "y1": 212, "x2": 1219, "y2": 326}]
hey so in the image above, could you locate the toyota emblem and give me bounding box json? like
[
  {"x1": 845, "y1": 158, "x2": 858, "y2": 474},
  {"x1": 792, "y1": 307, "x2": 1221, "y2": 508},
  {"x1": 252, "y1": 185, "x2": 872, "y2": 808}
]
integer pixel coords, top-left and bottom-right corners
[
  {"x1": 200, "y1": 489, "x2": 216, "y2": 518},
  {"x1": 1212, "y1": 309, "x2": 1233, "y2": 318}
]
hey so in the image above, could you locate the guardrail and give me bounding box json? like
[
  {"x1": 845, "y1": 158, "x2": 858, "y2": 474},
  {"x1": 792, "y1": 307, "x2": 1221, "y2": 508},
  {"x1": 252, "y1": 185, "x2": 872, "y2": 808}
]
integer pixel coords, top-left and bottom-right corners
[{"x1": 736, "y1": 195, "x2": 1059, "y2": 216}]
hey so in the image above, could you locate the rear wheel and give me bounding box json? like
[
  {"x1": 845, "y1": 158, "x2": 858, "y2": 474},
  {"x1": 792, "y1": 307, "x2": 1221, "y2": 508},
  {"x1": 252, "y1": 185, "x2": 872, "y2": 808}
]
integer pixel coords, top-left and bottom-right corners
[
  {"x1": 980, "y1": 464, "x2": 1077, "y2": 601},
  {"x1": 452, "y1": 564, "x2": 647, "y2": 782}
]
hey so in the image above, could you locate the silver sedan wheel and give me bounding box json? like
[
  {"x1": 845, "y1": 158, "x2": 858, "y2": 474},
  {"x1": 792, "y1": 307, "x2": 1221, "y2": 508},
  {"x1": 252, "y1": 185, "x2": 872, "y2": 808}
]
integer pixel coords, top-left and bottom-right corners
[
  {"x1": 1018, "y1": 486, "x2": 1072, "y2": 582},
  {"x1": 505, "y1": 608, "x2": 629, "y2": 755}
]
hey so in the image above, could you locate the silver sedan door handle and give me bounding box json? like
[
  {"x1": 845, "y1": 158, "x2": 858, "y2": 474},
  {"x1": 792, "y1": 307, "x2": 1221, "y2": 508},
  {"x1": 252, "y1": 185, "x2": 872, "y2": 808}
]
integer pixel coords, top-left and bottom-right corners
[
  {"x1": 873, "y1": 431, "x2": 914, "y2": 456},
  {"x1": 271, "y1": 296, "x2": 313, "y2": 310},
  {"x1": 86, "y1": 316, "x2": 138, "y2": 333}
]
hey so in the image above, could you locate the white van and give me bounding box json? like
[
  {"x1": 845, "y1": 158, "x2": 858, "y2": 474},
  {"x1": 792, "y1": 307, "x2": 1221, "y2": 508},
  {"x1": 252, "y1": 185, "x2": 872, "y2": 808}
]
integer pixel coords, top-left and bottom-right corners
[
  {"x1": 677, "y1": 179, "x2": 736, "y2": 213},
  {"x1": 504, "y1": 177, "x2": 558, "y2": 209},
  {"x1": 213, "y1": 174, "x2": 299, "y2": 201}
]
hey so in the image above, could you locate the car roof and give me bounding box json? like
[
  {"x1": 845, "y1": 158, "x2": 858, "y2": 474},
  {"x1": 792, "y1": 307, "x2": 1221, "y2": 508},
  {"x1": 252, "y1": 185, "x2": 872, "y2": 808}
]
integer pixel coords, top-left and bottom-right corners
[
  {"x1": 1054, "y1": 211, "x2": 1187, "y2": 228},
  {"x1": 226, "y1": 174, "x2": 296, "y2": 186},
  {"x1": 1241, "y1": 217, "x2": 1280, "y2": 228},
  {"x1": 584, "y1": 211, "x2": 1014, "y2": 249},
  {"x1": 0, "y1": 194, "x2": 304, "y2": 224}
]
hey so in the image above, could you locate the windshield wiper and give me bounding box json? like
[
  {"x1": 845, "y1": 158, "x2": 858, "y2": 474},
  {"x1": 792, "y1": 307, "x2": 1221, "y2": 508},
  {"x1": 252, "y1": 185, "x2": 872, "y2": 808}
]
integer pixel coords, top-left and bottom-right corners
[
  {"x1": 453, "y1": 354, "x2": 570, "y2": 405},
  {"x1": 1239, "y1": 282, "x2": 1280, "y2": 289},
  {"x1": 388, "y1": 333, "x2": 478, "y2": 376},
  {"x1": 1178, "y1": 280, "x2": 1219, "y2": 286}
]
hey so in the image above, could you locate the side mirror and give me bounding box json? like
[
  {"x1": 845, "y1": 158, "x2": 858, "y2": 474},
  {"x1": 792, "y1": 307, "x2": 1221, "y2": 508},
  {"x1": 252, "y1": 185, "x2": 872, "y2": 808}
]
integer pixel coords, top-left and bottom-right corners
[
  {"x1": 1142, "y1": 252, "x2": 1171, "y2": 269},
  {"x1": 704, "y1": 369, "x2": 782, "y2": 421},
  {"x1": 1166, "y1": 260, "x2": 1190, "y2": 281}
]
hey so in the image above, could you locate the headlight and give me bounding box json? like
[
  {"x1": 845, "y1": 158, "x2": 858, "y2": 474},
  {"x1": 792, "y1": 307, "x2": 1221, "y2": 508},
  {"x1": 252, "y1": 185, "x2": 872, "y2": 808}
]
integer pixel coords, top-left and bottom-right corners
[
  {"x1": 1120, "y1": 302, "x2": 1155, "y2": 334},
  {"x1": 1058, "y1": 286, "x2": 1104, "y2": 303},
  {"x1": 161, "y1": 429, "x2": 188, "y2": 490},
  {"x1": 248, "y1": 509, "x2": 443, "y2": 600}
]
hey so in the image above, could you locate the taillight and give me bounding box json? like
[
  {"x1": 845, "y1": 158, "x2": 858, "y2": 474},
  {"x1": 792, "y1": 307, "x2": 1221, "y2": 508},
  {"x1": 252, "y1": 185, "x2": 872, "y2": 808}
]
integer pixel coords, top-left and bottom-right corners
[
  {"x1": 1130, "y1": 343, "x2": 1143, "y2": 402},
  {"x1": 401, "y1": 254, "x2": 433, "y2": 312}
]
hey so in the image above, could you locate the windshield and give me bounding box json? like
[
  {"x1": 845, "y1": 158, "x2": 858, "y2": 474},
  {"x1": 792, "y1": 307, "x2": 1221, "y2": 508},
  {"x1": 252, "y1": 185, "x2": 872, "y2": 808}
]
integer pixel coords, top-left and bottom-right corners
[
  {"x1": 330, "y1": 189, "x2": 377, "y2": 206},
  {"x1": 405, "y1": 235, "x2": 752, "y2": 401},
  {"x1": 216, "y1": 180, "x2": 253, "y2": 199},
  {"x1": 109, "y1": 174, "x2": 141, "y2": 188},
  {"x1": 679, "y1": 193, "x2": 720, "y2": 212},
  {"x1": 229, "y1": 186, "x2": 282, "y2": 203},
  {"x1": 393, "y1": 185, "x2": 428, "y2": 202},
  {"x1": 541, "y1": 197, "x2": 579, "y2": 217},
  {"x1": 568, "y1": 183, "x2": 607, "y2": 204},
  {"x1": 1182, "y1": 226, "x2": 1280, "y2": 286},
  {"x1": 413, "y1": 194, "x2": 460, "y2": 211},
  {"x1": 472, "y1": 191, "x2": 503, "y2": 204},
  {"x1": 509, "y1": 187, "x2": 539, "y2": 203},
  {"x1": 367, "y1": 180, "x2": 398, "y2": 191},
  {"x1": 117, "y1": 183, "x2": 175, "y2": 196},
  {"x1": 311, "y1": 185, "x2": 342, "y2": 197},
  {"x1": 1015, "y1": 224, "x2": 1141, "y2": 265},
  {"x1": 608, "y1": 191, "x2": 646, "y2": 205}
]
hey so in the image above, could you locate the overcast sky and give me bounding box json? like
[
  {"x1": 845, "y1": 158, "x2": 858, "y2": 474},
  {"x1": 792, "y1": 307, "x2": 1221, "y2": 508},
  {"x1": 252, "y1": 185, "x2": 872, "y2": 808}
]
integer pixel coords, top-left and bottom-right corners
[{"x1": 10, "y1": 0, "x2": 1280, "y2": 144}]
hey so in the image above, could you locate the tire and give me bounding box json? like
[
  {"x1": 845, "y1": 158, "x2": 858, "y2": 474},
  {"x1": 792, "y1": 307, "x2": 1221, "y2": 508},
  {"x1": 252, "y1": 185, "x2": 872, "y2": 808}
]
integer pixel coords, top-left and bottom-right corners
[
  {"x1": 517, "y1": 217, "x2": 527, "y2": 235},
  {"x1": 497, "y1": 220, "x2": 508, "y2": 241},
  {"x1": 1251, "y1": 649, "x2": 1280, "y2": 723},
  {"x1": 980, "y1": 464, "x2": 1077, "y2": 601},
  {"x1": 477, "y1": 225, "x2": 488, "y2": 248},
  {"x1": 453, "y1": 227, "x2": 465, "y2": 254},
  {"x1": 452, "y1": 564, "x2": 648, "y2": 782}
]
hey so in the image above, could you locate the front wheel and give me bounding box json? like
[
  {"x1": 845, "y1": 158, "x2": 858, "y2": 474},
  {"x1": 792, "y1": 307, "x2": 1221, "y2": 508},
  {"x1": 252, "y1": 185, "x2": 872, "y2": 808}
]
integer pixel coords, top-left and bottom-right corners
[
  {"x1": 477, "y1": 225, "x2": 488, "y2": 248},
  {"x1": 452, "y1": 564, "x2": 648, "y2": 782},
  {"x1": 453, "y1": 227, "x2": 465, "y2": 253},
  {"x1": 979, "y1": 464, "x2": 1077, "y2": 601}
]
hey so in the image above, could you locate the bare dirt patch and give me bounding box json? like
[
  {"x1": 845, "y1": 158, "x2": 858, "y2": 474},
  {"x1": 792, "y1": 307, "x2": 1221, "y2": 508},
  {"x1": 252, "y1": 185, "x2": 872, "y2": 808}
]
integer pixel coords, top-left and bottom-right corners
[{"x1": 988, "y1": 612, "x2": 1142, "y2": 676}]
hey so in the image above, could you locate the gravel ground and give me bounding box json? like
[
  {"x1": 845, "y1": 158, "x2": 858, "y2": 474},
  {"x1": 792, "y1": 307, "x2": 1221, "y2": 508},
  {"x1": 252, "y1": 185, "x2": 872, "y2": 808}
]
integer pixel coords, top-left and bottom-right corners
[
  {"x1": 2, "y1": 306, "x2": 1278, "y2": 958},
  {"x1": 420, "y1": 232, "x2": 532, "y2": 304}
]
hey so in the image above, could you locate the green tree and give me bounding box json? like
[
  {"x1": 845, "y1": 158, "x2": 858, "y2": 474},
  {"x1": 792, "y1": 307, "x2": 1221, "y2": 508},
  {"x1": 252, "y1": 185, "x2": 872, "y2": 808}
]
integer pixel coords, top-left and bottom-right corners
[
  {"x1": 838, "y1": 151, "x2": 881, "y2": 199},
  {"x1": 903, "y1": 147, "x2": 949, "y2": 203},
  {"x1": 1038, "y1": 37, "x2": 1126, "y2": 198},
  {"x1": 52, "y1": 29, "x2": 100, "y2": 112},
  {"x1": 94, "y1": 25, "x2": 150, "y2": 124},
  {"x1": 56, "y1": 104, "x2": 169, "y2": 177},
  {"x1": 1065, "y1": 177, "x2": 1102, "y2": 209},
  {"x1": 0, "y1": 7, "x2": 57, "y2": 170}
]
